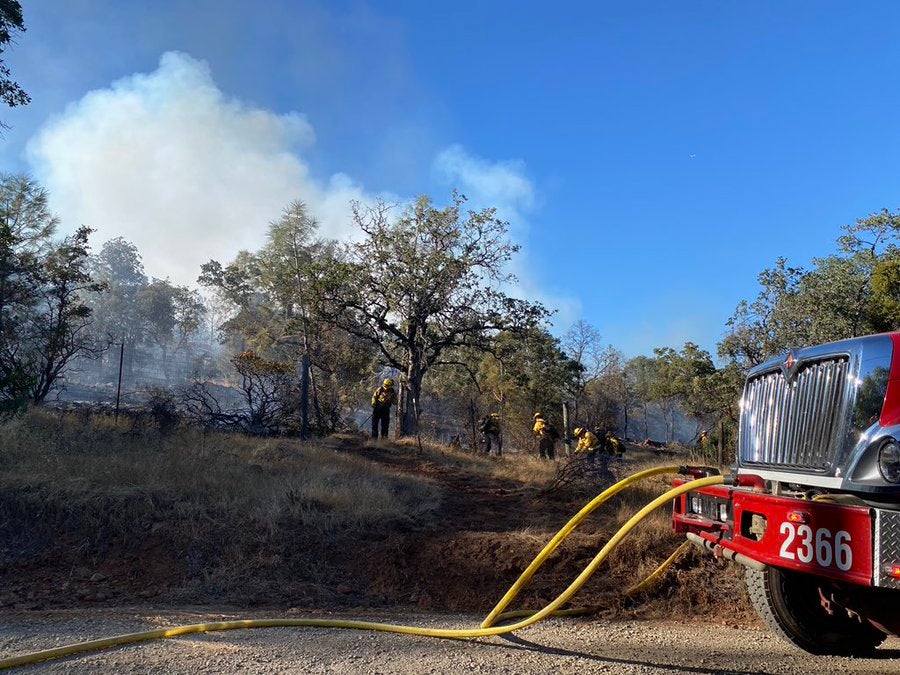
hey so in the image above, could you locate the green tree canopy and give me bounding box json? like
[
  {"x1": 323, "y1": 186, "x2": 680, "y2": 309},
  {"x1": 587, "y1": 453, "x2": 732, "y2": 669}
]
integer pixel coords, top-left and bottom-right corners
[
  {"x1": 86, "y1": 237, "x2": 148, "y2": 343},
  {"x1": 0, "y1": 1, "x2": 29, "y2": 130},
  {"x1": 314, "y1": 192, "x2": 548, "y2": 435},
  {"x1": 0, "y1": 175, "x2": 103, "y2": 407},
  {"x1": 200, "y1": 201, "x2": 374, "y2": 434},
  {"x1": 720, "y1": 209, "x2": 900, "y2": 369}
]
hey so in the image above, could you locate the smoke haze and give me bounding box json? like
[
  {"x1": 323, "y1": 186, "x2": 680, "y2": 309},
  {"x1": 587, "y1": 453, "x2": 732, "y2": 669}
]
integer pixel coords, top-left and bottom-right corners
[
  {"x1": 25, "y1": 51, "x2": 576, "y2": 324},
  {"x1": 26, "y1": 52, "x2": 382, "y2": 283}
]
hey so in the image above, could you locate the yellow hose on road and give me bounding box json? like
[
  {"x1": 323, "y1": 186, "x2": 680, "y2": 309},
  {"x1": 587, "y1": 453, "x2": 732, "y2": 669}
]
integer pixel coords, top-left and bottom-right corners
[{"x1": 0, "y1": 472, "x2": 723, "y2": 670}]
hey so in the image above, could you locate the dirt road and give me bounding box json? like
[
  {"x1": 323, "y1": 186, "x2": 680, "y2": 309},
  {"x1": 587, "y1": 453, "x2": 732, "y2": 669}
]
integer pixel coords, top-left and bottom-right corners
[{"x1": 2, "y1": 609, "x2": 898, "y2": 674}]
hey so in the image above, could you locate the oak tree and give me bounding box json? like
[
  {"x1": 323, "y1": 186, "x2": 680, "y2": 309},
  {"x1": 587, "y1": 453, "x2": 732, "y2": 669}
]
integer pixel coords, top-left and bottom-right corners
[{"x1": 315, "y1": 193, "x2": 547, "y2": 435}]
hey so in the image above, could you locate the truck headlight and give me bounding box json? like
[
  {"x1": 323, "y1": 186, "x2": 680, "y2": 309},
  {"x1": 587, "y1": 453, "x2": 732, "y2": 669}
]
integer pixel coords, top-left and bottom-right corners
[
  {"x1": 690, "y1": 496, "x2": 702, "y2": 514},
  {"x1": 877, "y1": 439, "x2": 900, "y2": 483}
]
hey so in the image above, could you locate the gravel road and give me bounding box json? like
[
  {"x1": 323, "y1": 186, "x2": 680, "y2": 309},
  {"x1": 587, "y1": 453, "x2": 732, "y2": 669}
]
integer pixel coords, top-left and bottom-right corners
[{"x1": 1, "y1": 609, "x2": 898, "y2": 674}]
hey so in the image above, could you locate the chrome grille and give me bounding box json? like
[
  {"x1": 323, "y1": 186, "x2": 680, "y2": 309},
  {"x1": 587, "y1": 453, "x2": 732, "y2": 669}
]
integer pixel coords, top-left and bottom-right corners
[{"x1": 739, "y1": 357, "x2": 849, "y2": 471}]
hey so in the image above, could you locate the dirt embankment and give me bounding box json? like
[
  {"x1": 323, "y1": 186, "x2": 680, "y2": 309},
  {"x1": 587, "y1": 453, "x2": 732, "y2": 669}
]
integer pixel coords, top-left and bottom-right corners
[
  {"x1": 0, "y1": 414, "x2": 750, "y2": 624},
  {"x1": 4, "y1": 416, "x2": 898, "y2": 672}
]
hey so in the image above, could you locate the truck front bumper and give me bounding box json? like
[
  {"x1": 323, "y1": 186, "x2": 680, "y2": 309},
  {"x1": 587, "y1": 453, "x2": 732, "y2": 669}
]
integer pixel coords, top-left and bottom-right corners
[{"x1": 673, "y1": 481, "x2": 900, "y2": 590}]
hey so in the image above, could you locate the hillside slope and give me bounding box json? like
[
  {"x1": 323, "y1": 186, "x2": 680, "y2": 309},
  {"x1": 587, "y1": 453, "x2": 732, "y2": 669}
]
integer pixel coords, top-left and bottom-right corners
[{"x1": 0, "y1": 411, "x2": 752, "y2": 623}]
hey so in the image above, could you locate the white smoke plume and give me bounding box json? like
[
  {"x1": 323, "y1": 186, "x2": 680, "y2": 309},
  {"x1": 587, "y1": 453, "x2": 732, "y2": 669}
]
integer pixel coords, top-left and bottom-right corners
[
  {"x1": 433, "y1": 145, "x2": 580, "y2": 327},
  {"x1": 433, "y1": 145, "x2": 535, "y2": 234},
  {"x1": 26, "y1": 50, "x2": 577, "y2": 327},
  {"x1": 26, "y1": 52, "x2": 374, "y2": 284}
]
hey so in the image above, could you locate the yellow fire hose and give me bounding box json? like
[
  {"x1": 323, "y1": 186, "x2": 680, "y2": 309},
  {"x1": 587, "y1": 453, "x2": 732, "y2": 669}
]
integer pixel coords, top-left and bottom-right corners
[
  {"x1": 482, "y1": 539, "x2": 693, "y2": 623},
  {"x1": 0, "y1": 469, "x2": 723, "y2": 670},
  {"x1": 482, "y1": 464, "x2": 686, "y2": 627}
]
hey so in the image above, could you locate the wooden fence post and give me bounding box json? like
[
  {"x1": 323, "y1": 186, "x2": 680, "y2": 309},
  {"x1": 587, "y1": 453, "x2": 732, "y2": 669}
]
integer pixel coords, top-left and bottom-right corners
[
  {"x1": 562, "y1": 400, "x2": 571, "y2": 458},
  {"x1": 299, "y1": 353, "x2": 310, "y2": 439}
]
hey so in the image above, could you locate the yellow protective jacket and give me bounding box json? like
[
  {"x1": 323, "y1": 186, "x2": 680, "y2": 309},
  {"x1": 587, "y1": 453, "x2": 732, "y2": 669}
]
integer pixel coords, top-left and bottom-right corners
[
  {"x1": 532, "y1": 418, "x2": 548, "y2": 437},
  {"x1": 606, "y1": 434, "x2": 624, "y2": 456},
  {"x1": 575, "y1": 431, "x2": 601, "y2": 454},
  {"x1": 371, "y1": 385, "x2": 396, "y2": 408}
]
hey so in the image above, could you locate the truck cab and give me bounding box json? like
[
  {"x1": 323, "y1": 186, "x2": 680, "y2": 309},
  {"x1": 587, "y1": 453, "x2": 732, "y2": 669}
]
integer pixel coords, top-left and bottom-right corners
[{"x1": 674, "y1": 332, "x2": 900, "y2": 655}]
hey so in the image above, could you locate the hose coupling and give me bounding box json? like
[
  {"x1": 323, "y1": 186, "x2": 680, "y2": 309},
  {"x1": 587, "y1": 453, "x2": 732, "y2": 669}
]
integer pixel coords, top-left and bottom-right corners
[
  {"x1": 679, "y1": 465, "x2": 721, "y2": 479},
  {"x1": 726, "y1": 473, "x2": 766, "y2": 490}
]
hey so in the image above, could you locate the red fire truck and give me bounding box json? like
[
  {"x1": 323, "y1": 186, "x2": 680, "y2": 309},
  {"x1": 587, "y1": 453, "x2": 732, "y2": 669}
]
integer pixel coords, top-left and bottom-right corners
[{"x1": 674, "y1": 332, "x2": 900, "y2": 655}]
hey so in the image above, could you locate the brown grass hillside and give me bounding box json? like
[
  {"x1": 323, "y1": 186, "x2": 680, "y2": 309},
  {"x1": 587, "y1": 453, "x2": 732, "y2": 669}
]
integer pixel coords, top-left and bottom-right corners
[{"x1": 0, "y1": 410, "x2": 753, "y2": 623}]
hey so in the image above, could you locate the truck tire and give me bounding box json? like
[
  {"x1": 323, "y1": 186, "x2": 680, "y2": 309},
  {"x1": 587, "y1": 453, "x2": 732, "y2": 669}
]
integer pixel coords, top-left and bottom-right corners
[{"x1": 745, "y1": 566, "x2": 887, "y2": 656}]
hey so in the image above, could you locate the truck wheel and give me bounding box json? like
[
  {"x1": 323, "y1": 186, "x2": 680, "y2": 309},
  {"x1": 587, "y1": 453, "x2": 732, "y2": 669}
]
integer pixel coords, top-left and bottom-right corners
[{"x1": 745, "y1": 566, "x2": 887, "y2": 656}]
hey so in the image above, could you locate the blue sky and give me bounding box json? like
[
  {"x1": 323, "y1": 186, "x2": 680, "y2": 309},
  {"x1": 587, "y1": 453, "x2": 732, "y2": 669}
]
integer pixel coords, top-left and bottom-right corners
[{"x1": 3, "y1": 1, "x2": 900, "y2": 359}]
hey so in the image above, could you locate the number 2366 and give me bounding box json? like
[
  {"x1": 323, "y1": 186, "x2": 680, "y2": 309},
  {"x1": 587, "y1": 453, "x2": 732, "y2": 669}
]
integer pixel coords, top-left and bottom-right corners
[{"x1": 778, "y1": 522, "x2": 853, "y2": 571}]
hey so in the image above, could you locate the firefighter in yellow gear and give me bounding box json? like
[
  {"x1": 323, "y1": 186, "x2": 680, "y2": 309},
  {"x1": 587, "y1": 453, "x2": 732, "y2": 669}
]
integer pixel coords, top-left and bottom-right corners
[
  {"x1": 371, "y1": 378, "x2": 397, "y2": 439},
  {"x1": 574, "y1": 427, "x2": 615, "y2": 483},
  {"x1": 532, "y1": 412, "x2": 557, "y2": 460},
  {"x1": 605, "y1": 431, "x2": 625, "y2": 457},
  {"x1": 573, "y1": 427, "x2": 601, "y2": 456}
]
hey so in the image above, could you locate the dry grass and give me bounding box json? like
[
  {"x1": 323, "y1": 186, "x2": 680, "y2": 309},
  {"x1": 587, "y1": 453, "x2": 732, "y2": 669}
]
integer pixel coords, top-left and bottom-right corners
[
  {"x1": 393, "y1": 435, "x2": 561, "y2": 486},
  {"x1": 0, "y1": 409, "x2": 441, "y2": 533},
  {"x1": 0, "y1": 415, "x2": 751, "y2": 620},
  {"x1": 0, "y1": 409, "x2": 441, "y2": 604}
]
